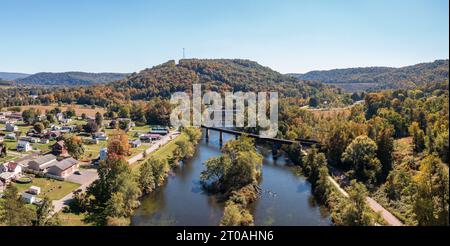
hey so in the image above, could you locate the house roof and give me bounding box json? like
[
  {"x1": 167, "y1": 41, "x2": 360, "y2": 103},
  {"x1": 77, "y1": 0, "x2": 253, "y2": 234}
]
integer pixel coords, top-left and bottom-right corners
[
  {"x1": 0, "y1": 172, "x2": 14, "y2": 180},
  {"x1": 52, "y1": 158, "x2": 78, "y2": 171},
  {"x1": 32, "y1": 154, "x2": 57, "y2": 165},
  {"x1": 7, "y1": 162, "x2": 18, "y2": 170},
  {"x1": 29, "y1": 186, "x2": 41, "y2": 191},
  {"x1": 21, "y1": 192, "x2": 35, "y2": 199},
  {"x1": 53, "y1": 140, "x2": 65, "y2": 147},
  {"x1": 17, "y1": 141, "x2": 30, "y2": 146}
]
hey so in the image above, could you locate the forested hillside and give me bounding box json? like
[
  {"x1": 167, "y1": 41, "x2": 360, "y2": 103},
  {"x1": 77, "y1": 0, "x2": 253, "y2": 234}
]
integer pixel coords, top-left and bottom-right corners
[
  {"x1": 290, "y1": 59, "x2": 449, "y2": 91},
  {"x1": 17, "y1": 72, "x2": 129, "y2": 86},
  {"x1": 112, "y1": 59, "x2": 340, "y2": 100},
  {"x1": 27, "y1": 59, "x2": 344, "y2": 107}
]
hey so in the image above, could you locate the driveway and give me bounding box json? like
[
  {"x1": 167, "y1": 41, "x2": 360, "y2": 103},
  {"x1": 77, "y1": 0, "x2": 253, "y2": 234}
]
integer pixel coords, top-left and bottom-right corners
[
  {"x1": 51, "y1": 169, "x2": 98, "y2": 215},
  {"x1": 66, "y1": 169, "x2": 98, "y2": 185}
]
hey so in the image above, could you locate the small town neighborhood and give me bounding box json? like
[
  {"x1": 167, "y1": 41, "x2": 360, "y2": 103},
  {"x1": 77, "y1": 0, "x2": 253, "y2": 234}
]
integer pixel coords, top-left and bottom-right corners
[{"x1": 0, "y1": 106, "x2": 177, "y2": 223}]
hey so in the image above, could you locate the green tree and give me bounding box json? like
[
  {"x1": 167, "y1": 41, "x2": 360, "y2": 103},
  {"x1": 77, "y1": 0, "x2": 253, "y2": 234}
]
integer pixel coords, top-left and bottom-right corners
[
  {"x1": 220, "y1": 202, "x2": 254, "y2": 226},
  {"x1": 342, "y1": 136, "x2": 382, "y2": 184},
  {"x1": 409, "y1": 122, "x2": 426, "y2": 153},
  {"x1": 63, "y1": 135, "x2": 85, "y2": 159},
  {"x1": 413, "y1": 154, "x2": 449, "y2": 226},
  {"x1": 201, "y1": 136, "x2": 263, "y2": 193},
  {"x1": 22, "y1": 108, "x2": 39, "y2": 125},
  {"x1": 83, "y1": 120, "x2": 99, "y2": 134},
  {"x1": 139, "y1": 157, "x2": 168, "y2": 194},
  {"x1": 302, "y1": 147, "x2": 327, "y2": 183},
  {"x1": 0, "y1": 185, "x2": 35, "y2": 226},
  {"x1": 95, "y1": 112, "x2": 103, "y2": 126},
  {"x1": 335, "y1": 181, "x2": 372, "y2": 226},
  {"x1": 34, "y1": 196, "x2": 60, "y2": 226},
  {"x1": 33, "y1": 122, "x2": 45, "y2": 134}
]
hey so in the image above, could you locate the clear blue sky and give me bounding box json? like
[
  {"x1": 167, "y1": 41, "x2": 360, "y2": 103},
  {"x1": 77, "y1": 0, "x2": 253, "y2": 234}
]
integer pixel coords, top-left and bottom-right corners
[{"x1": 1, "y1": 0, "x2": 448, "y2": 74}]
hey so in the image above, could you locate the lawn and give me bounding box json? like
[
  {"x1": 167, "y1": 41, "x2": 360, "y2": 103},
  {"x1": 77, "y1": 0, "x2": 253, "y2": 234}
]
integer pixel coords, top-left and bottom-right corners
[
  {"x1": 14, "y1": 177, "x2": 80, "y2": 201},
  {"x1": 131, "y1": 133, "x2": 187, "y2": 170},
  {"x1": 81, "y1": 141, "x2": 107, "y2": 161},
  {"x1": 19, "y1": 104, "x2": 106, "y2": 118},
  {"x1": 32, "y1": 140, "x2": 56, "y2": 153},
  {"x1": 58, "y1": 212, "x2": 92, "y2": 226}
]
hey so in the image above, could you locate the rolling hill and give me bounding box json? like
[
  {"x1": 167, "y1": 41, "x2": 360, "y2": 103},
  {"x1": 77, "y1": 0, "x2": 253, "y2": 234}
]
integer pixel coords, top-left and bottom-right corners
[
  {"x1": 111, "y1": 59, "x2": 340, "y2": 100},
  {"x1": 0, "y1": 72, "x2": 30, "y2": 80},
  {"x1": 289, "y1": 59, "x2": 449, "y2": 92},
  {"x1": 42, "y1": 59, "x2": 343, "y2": 107},
  {"x1": 16, "y1": 72, "x2": 129, "y2": 86}
]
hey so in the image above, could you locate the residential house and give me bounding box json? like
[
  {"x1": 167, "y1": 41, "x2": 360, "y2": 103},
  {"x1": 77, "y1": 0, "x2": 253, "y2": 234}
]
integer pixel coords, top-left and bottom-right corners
[
  {"x1": 84, "y1": 138, "x2": 98, "y2": 145},
  {"x1": 130, "y1": 139, "x2": 142, "y2": 148},
  {"x1": 51, "y1": 140, "x2": 68, "y2": 156},
  {"x1": 5, "y1": 133, "x2": 16, "y2": 140},
  {"x1": 40, "y1": 138, "x2": 50, "y2": 144},
  {"x1": 16, "y1": 141, "x2": 32, "y2": 152},
  {"x1": 47, "y1": 157, "x2": 79, "y2": 178},
  {"x1": 0, "y1": 162, "x2": 20, "y2": 183},
  {"x1": 21, "y1": 192, "x2": 36, "y2": 204},
  {"x1": 93, "y1": 132, "x2": 108, "y2": 141},
  {"x1": 1, "y1": 162, "x2": 22, "y2": 176},
  {"x1": 28, "y1": 186, "x2": 41, "y2": 195},
  {"x1": 27, "y1": 154, "x2": 58, "y2": 171},
  {"x1": 5, "y1": 122, "x2": 18, "y2": 132},
  {"x1": 45, "y1": 131, "x2": 61, "y2": 140}
]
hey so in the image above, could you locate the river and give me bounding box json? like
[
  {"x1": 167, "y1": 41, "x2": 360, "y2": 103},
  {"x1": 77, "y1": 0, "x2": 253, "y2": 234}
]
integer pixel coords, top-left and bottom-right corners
[{"x1": 131, "y1": 130, "x2": 332, "y2": 226}]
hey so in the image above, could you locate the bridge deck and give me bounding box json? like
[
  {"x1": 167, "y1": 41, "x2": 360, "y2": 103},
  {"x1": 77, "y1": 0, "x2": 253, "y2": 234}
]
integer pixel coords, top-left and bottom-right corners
[{"x1": 201, "y1": 125, "x2": 321, "y2": 147}]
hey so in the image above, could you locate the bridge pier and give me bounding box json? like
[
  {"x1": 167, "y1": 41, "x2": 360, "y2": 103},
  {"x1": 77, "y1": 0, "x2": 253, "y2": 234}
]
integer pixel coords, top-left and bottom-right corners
[
  {"x1": 272, "y1": 143, "x2": 281, "y2": 158},
  {"x1": 205, "y1": 128, "x2": 209, "y2": 142},
  {"x1": 219, "y1": 131, "x2": 223, "y2": 146}
]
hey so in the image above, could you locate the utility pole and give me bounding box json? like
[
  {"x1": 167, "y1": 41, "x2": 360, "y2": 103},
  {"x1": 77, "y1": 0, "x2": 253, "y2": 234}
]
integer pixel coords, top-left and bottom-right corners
[{"x1": 182, "y1": 48, "x2": 186, "y2": 59}]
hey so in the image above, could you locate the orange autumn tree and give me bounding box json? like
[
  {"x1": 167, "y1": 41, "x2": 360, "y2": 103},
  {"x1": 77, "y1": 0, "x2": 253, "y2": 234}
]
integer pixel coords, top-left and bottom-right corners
[{"x1": 107, "y1": 130, "x2": 131, "y2": 157}]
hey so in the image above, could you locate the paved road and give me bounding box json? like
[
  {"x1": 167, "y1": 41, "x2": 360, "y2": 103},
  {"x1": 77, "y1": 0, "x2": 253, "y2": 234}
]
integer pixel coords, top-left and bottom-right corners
[
  {"x1": 327, "y1": 175, "x2": 403, "y2": 226},
  {"x1": 127, "y1": 131, "x2": 179, "y2": 164},
  {"x1": 366, "y1": 197, "x2": 403, "y2": 226},
  {"x1": 51, "y1": 169, "x2": 98, "y2": 215}
]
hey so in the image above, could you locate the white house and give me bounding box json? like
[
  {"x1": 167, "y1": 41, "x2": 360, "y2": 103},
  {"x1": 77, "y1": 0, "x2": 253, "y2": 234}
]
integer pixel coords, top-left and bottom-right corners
[
  {"x1": 1, "y1": 162, "x2": 22, "y2": 175},
  {"x1": 16, "y1": 141, "x2": 32, "y2": 152},
  {"x1": 28, "y1": 186, "x2": 41, "y2": 195},
  {"x1": 21, "y1": 192, "x2": 36, "y2": 204},
  {"x1": 5, "y1": 122, "x2": 18, "y2": 132},
  {"x1": 94, "y1": 132, "x2": 108, "y2": 141},
  {"x1": 5, "y1": 133, "x2": 17, "y2": 140}
]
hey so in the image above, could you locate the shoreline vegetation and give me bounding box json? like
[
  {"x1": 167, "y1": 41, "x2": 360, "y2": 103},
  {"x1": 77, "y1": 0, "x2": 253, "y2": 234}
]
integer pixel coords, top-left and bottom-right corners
[
  {"x1": 62, "y1": 127, "x2": 202, "y2": 226},
  {"x1": 200, "y1": 136, "x2": 263, "y2": 226}
]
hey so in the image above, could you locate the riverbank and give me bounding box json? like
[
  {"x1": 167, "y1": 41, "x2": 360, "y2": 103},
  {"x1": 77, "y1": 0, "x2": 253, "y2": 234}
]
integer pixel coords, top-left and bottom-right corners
[
  {"x1": 131, "y1": 130, "x2": 331, "y2": 226},
  {"x1": 58, "y1": 130, "x2": 193, "y2": 226}
]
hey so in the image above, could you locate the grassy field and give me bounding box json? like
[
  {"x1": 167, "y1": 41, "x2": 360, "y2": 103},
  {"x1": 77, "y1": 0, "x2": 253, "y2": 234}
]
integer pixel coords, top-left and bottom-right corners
[
  {"x1": 81, "y1": 141, "x2": 108, "y2": 161},
  {"x1": 19, "y1": 104, "x2": 105, "y2": 118},
  {"x1": 58, "y1": 212, "x2": 91, "y2": 226},
  {"x1": 14, "y1": 177, "x2": 80, "y2": 201},
  {"x1": 131, "y1": 133, "x2": 187, "y2": 170}
]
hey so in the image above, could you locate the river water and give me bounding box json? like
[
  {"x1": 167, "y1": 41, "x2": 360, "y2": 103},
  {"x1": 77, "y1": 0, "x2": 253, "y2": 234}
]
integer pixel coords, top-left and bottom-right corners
[{"x1": 131, "y1": 130, "x2": 331, "y2": 226}]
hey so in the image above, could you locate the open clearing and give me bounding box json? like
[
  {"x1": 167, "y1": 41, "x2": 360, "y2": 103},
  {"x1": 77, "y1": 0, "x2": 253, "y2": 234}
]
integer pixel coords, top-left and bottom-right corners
[{"x1": 19, "y1": 104, "x2": 106, "y2": 118}]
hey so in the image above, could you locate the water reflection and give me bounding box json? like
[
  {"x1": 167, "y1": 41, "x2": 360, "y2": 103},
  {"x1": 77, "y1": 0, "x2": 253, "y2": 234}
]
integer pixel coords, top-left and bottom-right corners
[{"x1": 131, "y1": 130, "x2": 331, "y2": 226}]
